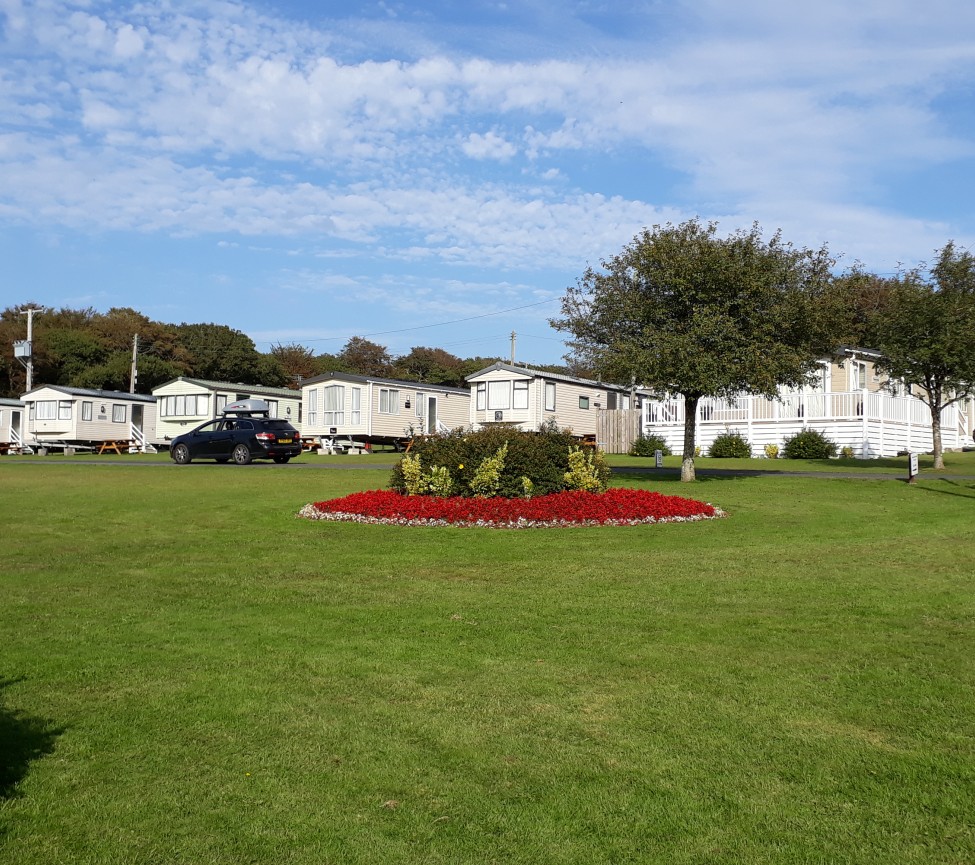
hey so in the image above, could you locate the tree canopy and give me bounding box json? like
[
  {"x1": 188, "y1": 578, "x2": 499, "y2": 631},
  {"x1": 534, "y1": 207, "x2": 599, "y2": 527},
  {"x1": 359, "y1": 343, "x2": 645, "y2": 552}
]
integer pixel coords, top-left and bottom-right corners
[
  {"x1": 869, "y1": 241, "x2": 975, "y2": 469},
  {"x1": 553, "y1": 219, "x2": 840, "y2": 480},
  {"x1": 0, "y1": 307, "x2": 523, "y2": 398}
]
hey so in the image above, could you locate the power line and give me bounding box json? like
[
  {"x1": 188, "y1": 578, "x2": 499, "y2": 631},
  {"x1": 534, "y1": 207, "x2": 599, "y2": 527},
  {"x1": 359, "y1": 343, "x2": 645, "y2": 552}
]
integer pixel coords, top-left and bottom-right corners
[{"x1": 255, "y1": 297, "x2": 560, "y2": 347}]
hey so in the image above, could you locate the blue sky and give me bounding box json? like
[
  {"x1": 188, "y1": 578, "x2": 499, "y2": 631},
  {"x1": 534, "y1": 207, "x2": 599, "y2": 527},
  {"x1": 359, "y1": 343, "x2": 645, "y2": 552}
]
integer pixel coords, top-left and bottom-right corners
[{"x1": 2, "y1": 0, "x2": 974, "y2": 365}]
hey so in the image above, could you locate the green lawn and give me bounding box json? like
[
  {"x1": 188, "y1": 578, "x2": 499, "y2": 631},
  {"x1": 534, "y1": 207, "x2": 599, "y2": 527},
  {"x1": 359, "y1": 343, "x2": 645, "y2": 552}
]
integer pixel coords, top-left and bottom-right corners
[{"x1": 1, "y1": 462, "x2": 974, "y2": 863}]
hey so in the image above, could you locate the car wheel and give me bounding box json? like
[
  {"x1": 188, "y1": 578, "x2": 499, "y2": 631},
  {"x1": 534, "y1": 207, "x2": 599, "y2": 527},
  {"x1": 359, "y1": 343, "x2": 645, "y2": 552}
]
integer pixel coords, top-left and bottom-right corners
[
  {"x1": 272, "y1": 455, "x2": 291, "y2": 464},
  {"x1": 232, "y1": 444, "x2": 252, "y2": 465},
  {"x1": 172, "y1": 443, "x2": 192, "y2": 465}
]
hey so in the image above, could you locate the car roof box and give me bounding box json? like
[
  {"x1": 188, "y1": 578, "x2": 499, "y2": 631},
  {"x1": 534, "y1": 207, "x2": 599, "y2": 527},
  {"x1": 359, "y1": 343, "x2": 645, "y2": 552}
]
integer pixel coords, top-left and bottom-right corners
[{"x1": 223, "y1": 398, "x2": 270, "y2": 416}]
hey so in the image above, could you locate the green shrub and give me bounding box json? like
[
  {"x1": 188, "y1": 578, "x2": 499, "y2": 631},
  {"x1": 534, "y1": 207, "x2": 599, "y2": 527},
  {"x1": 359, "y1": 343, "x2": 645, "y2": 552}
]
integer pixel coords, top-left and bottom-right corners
[
  {"x1": 782, "y1": 428, "x2": 838, "y2": 460},
  {"x1": 708, "y1": 431, "x2": 752, "y2": 459},
  {"x1": 764, "y1": 443, "x2": 780, "y2": 459},
  {"x1": 564, "y1": 446, "x2": 604, "y2": 492},
  {"x1": 840, "y1": 446, "x2": 855, "y2": 459},
  {"x1": 469, "y1": 443, "x2": 507, "y2": 497},
  {"x1": 389, "y1": 426, "x2": 610, "y2": 498},
  {"x1": 629, "y1": 434, "x2": 672, "y2": 457}
]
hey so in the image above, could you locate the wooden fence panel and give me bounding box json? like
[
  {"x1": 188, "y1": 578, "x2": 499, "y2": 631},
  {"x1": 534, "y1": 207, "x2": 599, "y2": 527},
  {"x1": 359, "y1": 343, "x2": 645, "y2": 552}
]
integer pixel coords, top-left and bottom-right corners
[{"x1": 597, "y1": 409, "x2": 641, "y2": 454}]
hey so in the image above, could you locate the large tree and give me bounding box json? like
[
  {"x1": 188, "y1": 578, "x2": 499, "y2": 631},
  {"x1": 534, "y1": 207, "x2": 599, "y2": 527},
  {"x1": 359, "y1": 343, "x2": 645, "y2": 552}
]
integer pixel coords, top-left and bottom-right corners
[
  {"x1": 270, "y1": 343, "x2": 318, "y2": 387},
  {"x1": 870, "y1": 241, "x2": 975, "y2": 469},
  {"x1": 173, "y1": 323, "x2": 266, "y2": 384},
  {"x1": 337, "y1": 337, "x2": 393, "y2": 378},
  {"x1": 553, "y1": 219, "x2": 838, "y2": 481},
  {"x1": 394, "y1": 346, "x2": 465, "y2": 387}
]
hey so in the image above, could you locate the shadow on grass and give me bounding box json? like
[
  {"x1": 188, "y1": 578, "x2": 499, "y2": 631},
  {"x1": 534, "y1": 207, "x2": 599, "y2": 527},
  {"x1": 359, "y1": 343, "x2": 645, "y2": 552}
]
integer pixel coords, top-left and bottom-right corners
[
  {"x1": 913, "y1": 479, "x2": 975, "y2": 501},
  {"x1": 612, "y1": 469, "x2": 757, "y2": 484},
  {"x1": 0, "y1": 678, "x2": 63, "y2": 800}
]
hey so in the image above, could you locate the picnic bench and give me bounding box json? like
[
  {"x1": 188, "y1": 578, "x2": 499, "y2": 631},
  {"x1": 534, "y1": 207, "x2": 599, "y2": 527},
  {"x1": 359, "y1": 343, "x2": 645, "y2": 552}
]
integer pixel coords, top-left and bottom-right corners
[{"x1": 96, "y1": 439, "x2": 133, "y2": 455}]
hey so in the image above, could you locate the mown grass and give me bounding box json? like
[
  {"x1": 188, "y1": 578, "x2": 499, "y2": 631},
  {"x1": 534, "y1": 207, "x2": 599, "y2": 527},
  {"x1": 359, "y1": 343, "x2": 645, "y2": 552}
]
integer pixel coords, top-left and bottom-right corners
[{"x1": 1, "y1": 462, "x2": 974, "y2": 863}]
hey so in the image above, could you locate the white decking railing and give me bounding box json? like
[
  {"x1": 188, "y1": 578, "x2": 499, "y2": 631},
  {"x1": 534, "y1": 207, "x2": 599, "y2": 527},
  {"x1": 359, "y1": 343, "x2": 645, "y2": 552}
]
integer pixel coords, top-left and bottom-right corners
[
  {"x1": 130, "y1": 423, "x2": 158, "y2": 453},
  {"x1": 9, "y1": 426, "x2": 33, "y2": 454},
  {"x1": 643, "y1": 390, "x2": 963, "y2": 458}
]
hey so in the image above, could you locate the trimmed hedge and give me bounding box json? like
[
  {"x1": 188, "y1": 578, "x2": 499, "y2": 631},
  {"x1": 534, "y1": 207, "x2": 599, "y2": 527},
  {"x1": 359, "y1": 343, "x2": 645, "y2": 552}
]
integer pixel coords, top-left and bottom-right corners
[
  {"x1": 782, "y1": 428, "x2": 838, "y2": 459},
  {"x1": 708, "y1": 431, "x2": 752, "y2": 459},
  {"x1": 630, "y1": 434, "x2": 672, "y2": 457}
]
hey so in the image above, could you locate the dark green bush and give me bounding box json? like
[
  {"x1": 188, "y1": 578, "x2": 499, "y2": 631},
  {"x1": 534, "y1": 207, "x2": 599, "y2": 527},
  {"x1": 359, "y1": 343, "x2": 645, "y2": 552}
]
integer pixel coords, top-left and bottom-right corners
[
  {"x1": 629, "y1": 434, "x2": 672, "y2": 457},
  {"x1": 781, "y1": 428, "x2": 838, "y2": 459},
  {"x1": 389, "y1": 426, "x2": 610, "y2": 497},
  {"x1": 707, "y1": 431, "x2": 752, "y2": 458}
]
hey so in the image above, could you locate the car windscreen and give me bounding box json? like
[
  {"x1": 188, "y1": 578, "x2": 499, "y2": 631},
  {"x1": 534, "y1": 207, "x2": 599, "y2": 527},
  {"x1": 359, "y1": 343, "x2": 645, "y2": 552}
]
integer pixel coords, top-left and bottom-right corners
[{"x1": 262, "y1": 420, "x2": 297, "y2": 430}]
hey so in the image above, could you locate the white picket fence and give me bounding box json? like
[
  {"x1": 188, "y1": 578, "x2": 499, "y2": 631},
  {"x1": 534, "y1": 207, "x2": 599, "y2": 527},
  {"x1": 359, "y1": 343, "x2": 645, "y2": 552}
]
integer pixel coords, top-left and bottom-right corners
[{"x1": 643, "y1": 391, "x2": 970, "y2": 458}]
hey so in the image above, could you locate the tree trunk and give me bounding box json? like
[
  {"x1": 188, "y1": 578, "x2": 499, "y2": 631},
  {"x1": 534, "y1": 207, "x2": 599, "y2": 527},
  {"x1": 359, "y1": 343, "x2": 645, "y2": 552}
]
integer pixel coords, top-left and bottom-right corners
[
  {"x1": 681, "y1": 394, "x2": 699, "y2": 482},
  {"x1": 931, "y1": 401, "x2": 944, "y2": 470}
]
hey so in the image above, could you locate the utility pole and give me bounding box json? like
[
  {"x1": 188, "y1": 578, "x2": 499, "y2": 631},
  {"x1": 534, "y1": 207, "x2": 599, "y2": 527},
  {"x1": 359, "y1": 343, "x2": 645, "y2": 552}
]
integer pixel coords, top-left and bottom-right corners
[
  {"x1": 510, "y1": 331, "x2": 516, "y2": 365},
  {"x1": 130, "y1": 333, "x2": 139, "y2": 393},
  {"x1": 15, "y1": 306, "x2": 44, "y2": 393}
]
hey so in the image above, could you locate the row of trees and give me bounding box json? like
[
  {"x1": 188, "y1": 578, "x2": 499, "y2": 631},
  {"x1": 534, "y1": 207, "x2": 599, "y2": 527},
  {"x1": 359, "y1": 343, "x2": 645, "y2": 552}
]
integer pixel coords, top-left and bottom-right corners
[
  {"x1": 554, "y1": 220, "x2": 975, "y2": 478},
  {"x1": 0, "y1": 307, "x2": 553, "y2": 399}
]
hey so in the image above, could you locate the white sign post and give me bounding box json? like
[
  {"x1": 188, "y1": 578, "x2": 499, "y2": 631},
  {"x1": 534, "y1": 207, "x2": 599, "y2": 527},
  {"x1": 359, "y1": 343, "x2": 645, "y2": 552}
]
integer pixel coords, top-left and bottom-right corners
[{"x1": 907, "y1": 452, "x2": 919, "y2": 484}]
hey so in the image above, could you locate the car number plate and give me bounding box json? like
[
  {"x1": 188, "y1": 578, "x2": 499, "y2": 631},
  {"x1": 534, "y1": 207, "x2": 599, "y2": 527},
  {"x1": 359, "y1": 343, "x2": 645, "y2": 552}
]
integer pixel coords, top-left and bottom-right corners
[{"x1": 278, "y1": 438, "x2": 292, "y2": 444}]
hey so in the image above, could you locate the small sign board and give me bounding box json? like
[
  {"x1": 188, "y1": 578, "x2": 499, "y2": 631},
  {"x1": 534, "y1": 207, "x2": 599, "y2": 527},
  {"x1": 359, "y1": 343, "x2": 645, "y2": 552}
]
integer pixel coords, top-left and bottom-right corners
[
  {"x1": 494, "y1": 411, "x2": 503, "y2": 421},
  {"x1": 654, "y1": 449, "x2": 664, "y2": 468},
  {"x1": 908, "y1": 452, "x2": 918, "y2": 483}
]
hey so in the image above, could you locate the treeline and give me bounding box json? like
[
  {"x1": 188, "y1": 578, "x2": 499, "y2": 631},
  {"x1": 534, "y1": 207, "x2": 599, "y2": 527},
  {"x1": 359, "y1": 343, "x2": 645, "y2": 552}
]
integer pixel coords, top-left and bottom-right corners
[{"x1": 0, "y1": 306, "x2": 571, "y2": 398}]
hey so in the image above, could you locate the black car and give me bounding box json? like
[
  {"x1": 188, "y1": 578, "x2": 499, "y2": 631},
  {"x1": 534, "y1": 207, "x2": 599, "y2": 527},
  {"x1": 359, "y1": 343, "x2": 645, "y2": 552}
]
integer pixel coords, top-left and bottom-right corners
[{"x1": 169, "y1": 399, "x2": 302, "y2": 465}]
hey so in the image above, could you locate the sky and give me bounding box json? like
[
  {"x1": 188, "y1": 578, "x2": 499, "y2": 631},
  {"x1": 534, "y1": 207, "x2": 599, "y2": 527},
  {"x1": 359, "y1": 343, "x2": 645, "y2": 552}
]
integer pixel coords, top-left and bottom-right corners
[{"x1": 1, "y1": 0, "x2": 974, "y2": 366}]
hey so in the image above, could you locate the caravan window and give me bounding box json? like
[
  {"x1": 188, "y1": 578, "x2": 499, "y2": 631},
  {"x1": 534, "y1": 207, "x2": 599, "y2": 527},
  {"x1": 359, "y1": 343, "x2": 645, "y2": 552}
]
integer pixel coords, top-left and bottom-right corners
[
  {"x1": 58, "y1": 401, "x2": 72, "y2": 420},
  {"x1": 307, "y1": 389, "x2": 318, "y2": 425},
  {"x1": 379, "y1": 388, "x2": 399, "y2": 414},
  {"x1": 36, "y1": 400, "x2": 57, "y2": 420},
  {"x1": 323, "y1": 386, "x2": 345, "y2": 425},
  {"x1": 513, "y1": 380, "x2": 529, "y2": 409},
  {"x1": 82, "y1": 401, "x2": 93, "y2": 421},
  {"x1": 544, "y1": 382, "x2": 556, "y2": 412},
  {"x1": 112, "y1": 405, "x2": 126, "y2": 423},
  {"x1": 487, "y1": 381, "x2": 510, "y2": 410},
  {"x1": 351, "y1": 388, "x2": 361, "y2": 424}
]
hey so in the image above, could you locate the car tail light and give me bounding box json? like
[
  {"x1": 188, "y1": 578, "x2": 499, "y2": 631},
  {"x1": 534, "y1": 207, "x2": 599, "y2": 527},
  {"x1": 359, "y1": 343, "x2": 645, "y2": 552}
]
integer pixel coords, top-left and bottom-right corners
[{"x1": 256, "y1": 432, "x2": 275, "y2": 442}]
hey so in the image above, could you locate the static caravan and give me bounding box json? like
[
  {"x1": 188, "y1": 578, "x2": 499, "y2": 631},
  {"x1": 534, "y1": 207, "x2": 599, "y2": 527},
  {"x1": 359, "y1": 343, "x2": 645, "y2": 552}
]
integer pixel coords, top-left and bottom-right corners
[
  {"x1": 466, "y1": 362, "x2": 636, "y2": 440},
  {"x1": 152, "y1": 377, "x2": 303, "y2": 445},
  {"x1": 0, "y1": 397, "x2": 28, "y2": 453},
  {"x1": 301, "y1": 372, "x2": 471, "y2": 449},
  {"x1": 20, "y1": 386, "x2": 157, "y2": 451},
  {"x1": 641, "y1": 347, "x2": 970, "y2": 458}
]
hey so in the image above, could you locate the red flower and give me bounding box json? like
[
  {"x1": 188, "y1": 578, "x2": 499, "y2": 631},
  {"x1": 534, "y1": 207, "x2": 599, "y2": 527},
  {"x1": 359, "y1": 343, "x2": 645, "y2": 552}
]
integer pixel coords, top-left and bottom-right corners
[{"x1": 299, "y1": 487, "x2": 724, "y2": 528}]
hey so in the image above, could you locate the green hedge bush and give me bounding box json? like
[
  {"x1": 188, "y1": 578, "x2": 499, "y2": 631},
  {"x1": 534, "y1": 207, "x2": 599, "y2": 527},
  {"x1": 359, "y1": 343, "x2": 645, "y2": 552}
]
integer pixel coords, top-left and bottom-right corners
[
  {"x1": 629, "y1": 434, "x2": 672, "y2": 457},
  {"x1": 707, "y1": 431, "x2": 752, "y2": 458},
  {"x1": 782, "y1": 428, "x2": 838, "y2": 459},
  {"x1": 389, "y1": 426, "x2": 610, "y2": 498}
]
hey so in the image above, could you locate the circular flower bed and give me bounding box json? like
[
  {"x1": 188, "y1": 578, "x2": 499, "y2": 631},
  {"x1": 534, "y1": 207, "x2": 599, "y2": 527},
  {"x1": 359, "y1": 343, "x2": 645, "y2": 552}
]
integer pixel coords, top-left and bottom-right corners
[{"x1": 298, "y1": 487, "x2": 724, "y2": 529}]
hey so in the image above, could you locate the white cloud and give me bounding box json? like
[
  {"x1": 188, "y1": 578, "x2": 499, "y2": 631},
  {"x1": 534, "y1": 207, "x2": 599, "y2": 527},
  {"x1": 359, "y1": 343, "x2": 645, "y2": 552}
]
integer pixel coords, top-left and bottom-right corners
[
  {"x1": 461, "y1": 130, "x2": 517, "y2": 160},
  {"x1": 0, "y1": 0, "x2": 973, "y2": 278}
]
